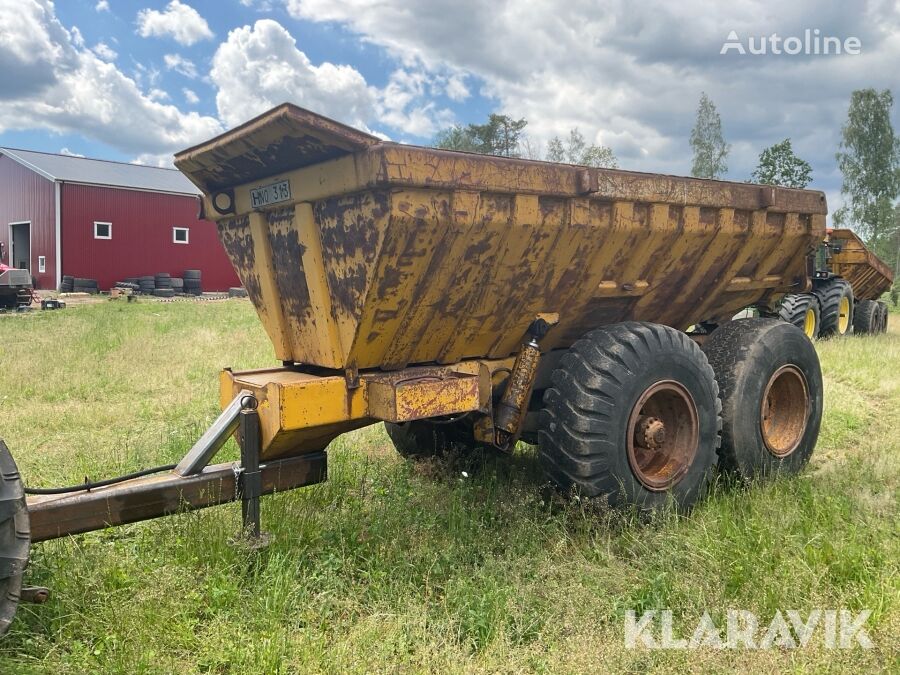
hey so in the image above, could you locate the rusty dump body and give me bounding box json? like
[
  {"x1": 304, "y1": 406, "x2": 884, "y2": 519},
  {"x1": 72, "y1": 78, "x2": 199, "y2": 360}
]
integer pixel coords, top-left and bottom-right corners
[
  {"x1": 174, "y1": 103, "x2": 827, "y2": 459},
  {"x1": 829, "y1": 228, "x2": 895, "y2": 301},
  {"x1": 177, "y1": 104, "x2": 827, "y2": 372}
]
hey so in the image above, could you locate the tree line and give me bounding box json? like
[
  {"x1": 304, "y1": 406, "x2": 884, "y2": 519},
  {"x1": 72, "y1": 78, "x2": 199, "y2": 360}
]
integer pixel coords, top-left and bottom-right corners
[{"x1": 432, "y1": 89, "x2": 900, "y2": 273}]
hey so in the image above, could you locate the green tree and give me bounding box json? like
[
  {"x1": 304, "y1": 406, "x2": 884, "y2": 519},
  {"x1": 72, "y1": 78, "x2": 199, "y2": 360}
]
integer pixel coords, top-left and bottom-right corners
[
  {"x1": 433, "y1": 125, "x2": 481, "y2": 153},
  {"x1": 690, "y1": 93, "x2": 729, "y2": 179},
  {"x1": 833, "y1": 89, "x2": 900, "y2": 247},
  {"x1": 433, "y1": 114, "x2": 528, "y2": 157},
  {"x1": 750, "y1": 139, "x2": 812, "y2": 188},
  {"x1": 545, "y1": 128, "x2": 618, "y2": 168}
]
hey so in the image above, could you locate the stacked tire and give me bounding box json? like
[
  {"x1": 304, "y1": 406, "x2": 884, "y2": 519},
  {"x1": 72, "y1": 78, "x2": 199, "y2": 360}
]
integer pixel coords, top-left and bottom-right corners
[
  {"x1": 183, "y1": 270, "x2": 202, "y2": 296},
  {"x1": 138, "y1": 276, "x2": 155, "y2": 294},
  {"x1": 171, "y1": 277, "x2": 184, "y2": 294},
  {"x1": 59, "y1": 275, "x2": 74, "y2": 293},
  {"x1": 72, "y1": 278, "x2": 99, "y2": 294},
  {"x1": 152, "y1": 274, "x2": 174, "y2": 298}
]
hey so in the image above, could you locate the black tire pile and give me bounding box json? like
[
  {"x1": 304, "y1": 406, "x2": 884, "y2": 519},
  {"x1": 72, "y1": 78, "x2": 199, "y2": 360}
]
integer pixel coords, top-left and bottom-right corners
[
  {"x1": 183, "y1": 270, "x2": 202, "y2": 296},
  {"x1": 59, "y1": 270, "x2": 204, "y2": 297},
  {"x1": 59, "y1": 277, "x2": 99, "y2": 294}
]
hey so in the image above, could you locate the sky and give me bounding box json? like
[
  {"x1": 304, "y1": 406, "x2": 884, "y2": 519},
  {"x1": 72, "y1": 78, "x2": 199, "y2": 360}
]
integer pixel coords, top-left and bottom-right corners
[{"x1": 0, "y1": 1, "x2": 898, "y2": 217}]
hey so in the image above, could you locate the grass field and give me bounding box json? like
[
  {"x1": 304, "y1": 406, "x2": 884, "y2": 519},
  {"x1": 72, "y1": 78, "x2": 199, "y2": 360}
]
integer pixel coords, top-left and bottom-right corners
[{"x1": 0, "y1": 298, "x2": 897, "y2": 673}]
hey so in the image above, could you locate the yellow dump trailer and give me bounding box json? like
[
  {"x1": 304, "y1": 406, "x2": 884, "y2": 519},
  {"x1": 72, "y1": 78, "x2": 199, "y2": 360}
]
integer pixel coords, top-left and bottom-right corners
[
  {"x1": 829, "y1": 228, "x2": 894, "y2": 301},
  {"x1": 0, "y1": 104, "x2": 831, "y2": 634},
  {"x1": 173, "y1": 102, "x2": 826, "y2": 497}
]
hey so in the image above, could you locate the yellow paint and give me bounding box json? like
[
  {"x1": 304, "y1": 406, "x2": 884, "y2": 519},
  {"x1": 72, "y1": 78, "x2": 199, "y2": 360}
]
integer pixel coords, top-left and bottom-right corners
[
  {"x1": 178, "y1": 104, "x2": 829, "y2": 371},
  {"x1": 221, "y1": 359, "x2": 511, "y2": 459},
  {"x1": 804, "y1": 308, "x2": 817, "y2": 338},
  {"x1": 838, "y1": 295, "x2": 851, "y2": 334}
]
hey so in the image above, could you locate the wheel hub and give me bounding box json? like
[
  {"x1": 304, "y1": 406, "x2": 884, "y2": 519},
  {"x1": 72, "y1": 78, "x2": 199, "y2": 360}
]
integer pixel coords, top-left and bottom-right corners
[
  {"x1": 760, "y1": 365, "x2": 810, "y2": 457},
  {"x1": 626, "y1": 381, "x2": 699, "y2": 491},
  {"x1": 635, "y1": 415, "x2": 667, "y2": 450}
]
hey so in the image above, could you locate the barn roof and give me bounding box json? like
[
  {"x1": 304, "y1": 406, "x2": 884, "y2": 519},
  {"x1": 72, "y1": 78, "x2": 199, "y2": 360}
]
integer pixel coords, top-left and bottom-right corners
[{"x1": 0, "y1": 147, "x2": 199, "y2": 195}]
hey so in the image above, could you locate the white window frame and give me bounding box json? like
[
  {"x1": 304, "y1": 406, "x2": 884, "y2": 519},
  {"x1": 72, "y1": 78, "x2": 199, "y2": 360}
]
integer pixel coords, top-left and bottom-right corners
[
  {"x1": 94, "y1": 221, "x2": 112, "y2": 240},
  {"x1": 38, "y1": 256, "x2": 46, "y2": 273},
  {"x1": 172, "y1": 226, "x2": 190, "y2": 244}
]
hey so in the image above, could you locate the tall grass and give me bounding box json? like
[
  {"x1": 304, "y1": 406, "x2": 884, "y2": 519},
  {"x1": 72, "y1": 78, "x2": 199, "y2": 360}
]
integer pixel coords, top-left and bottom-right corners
[{"x1": 0, "y1": 300, "x2": 896, "y2": 673}]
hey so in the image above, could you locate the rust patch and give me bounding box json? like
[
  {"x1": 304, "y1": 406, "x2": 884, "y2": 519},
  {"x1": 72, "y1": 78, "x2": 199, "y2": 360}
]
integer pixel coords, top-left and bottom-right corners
[
  {"x1": 217, "y1": 215, "x2": 263, "y2": 306},
  {"x1": 267, "y1": 208, "x2": 313, "y2": 325}
]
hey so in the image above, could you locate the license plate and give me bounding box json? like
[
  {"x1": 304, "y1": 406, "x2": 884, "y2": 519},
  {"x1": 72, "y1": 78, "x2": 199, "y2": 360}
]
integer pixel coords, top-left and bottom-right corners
[{"x1": 250, "y1": 180, "x2": 292, "y2": 209}]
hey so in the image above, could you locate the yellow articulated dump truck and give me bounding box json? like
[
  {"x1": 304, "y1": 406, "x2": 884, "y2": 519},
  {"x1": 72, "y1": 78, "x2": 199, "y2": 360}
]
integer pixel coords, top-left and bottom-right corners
[
  {"x1": 0, "y1": 104, "x2": 830, "y2": 633},
  {"x1": 777, "y1": 228, "x2": 894, "y2": 338}
]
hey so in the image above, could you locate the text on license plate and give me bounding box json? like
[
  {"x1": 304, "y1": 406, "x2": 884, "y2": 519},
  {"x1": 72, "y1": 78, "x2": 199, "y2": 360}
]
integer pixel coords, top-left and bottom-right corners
[{"x1": 250, "y1": 180, "x2": 292, "y2": 209}]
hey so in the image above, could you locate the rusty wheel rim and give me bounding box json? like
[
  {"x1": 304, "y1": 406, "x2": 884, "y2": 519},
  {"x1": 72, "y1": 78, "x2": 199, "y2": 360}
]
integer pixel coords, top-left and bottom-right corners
[
  {"x1": 760, "y1": 365, "x2": 809, "y2": 457},
  {"x1": 626, "y1": 381, "x2": 699, "y2": 491}
]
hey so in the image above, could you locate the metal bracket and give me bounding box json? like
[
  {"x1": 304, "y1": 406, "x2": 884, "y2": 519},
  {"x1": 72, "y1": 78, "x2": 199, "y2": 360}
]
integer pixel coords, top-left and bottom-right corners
[
  {"x1": 174, "y1": 390, "x2": 256, "y2": 476},
  {"x1": 238, "y1": 409, "x2": 265, "y2": 542}
]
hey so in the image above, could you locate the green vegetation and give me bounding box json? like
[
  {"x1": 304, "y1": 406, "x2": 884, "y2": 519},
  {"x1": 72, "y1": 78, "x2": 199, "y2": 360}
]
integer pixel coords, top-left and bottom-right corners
[
  {"x1": 834, "y1": 88, "x2": 900, "y2": 264},
  {"x1": 0, "y1": 299, "x2": 897, "y2": 673},
  {"x1": 690, "y1": 92, "x2": 730, "y2": 179},
  {"x1": 750, "y1": 138, "x2": 813, "y2": 188}
]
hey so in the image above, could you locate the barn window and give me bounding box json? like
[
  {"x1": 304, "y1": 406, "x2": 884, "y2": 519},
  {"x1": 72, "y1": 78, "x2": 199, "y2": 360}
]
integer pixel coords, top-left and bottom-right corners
[
  {"x1": 173, "y1": 227, "x2": 189, "y2": 244},
  {"x1": 94, "y1": 222, "x2": 112, "y2": 239},
  {"x1": 38, "y1": 256, "x2": 46, "y2": 273}
]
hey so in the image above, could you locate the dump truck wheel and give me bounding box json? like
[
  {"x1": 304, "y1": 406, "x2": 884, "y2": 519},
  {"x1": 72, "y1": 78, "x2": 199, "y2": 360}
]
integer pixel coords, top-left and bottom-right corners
[
  {"x1": 813, "y1": 279, "x2": 853, "y2": 338},
  {"x1": 853, "y1": 299, "x2": 879, "y2": 335},
  {"x1": 384, "y1": 420, "x2": 479, "y2": 459},
  {"x1": 537, "y1": 322, "x2": 721, "y2": 512},
  {"x1": 0, "y1": 441, "x2": 30, "y2": 636},
  {"x1": 877, "y1": 302, "x2": 889, "y2": 333},
  {"x1": 702, "y1": 319, "x2": 822, "y2": 481},
  {"x1": 777, "y1": 294, "x2": 820, "y2": 339}
]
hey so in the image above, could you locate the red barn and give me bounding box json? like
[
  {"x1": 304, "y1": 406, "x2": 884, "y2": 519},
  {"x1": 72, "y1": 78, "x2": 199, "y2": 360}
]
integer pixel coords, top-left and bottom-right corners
[{"x1": 0, "y1": 148, "x2": 239, "y2": 291}]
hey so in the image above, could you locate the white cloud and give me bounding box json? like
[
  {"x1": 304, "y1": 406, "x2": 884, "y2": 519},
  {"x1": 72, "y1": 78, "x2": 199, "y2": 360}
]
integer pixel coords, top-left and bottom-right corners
[
  {"x1": 377, "y1": 68, "x2": 454, "y2": 137},
  {"x1": 164, "y1": 53, "x2": 198, "y2": 78},
  {"x1": 92, "y1": 42, "x2": 117, "y2": 61},
  {"x1": 210, "y1": 19, "x2": 459, "y2": 136},
  {"x1": 0, "y1": 0, "x2": 222, "y2": 162},
  {"x1": 444, "y1": 74, "x2": 469, "y2": 102},
  {"x1": 183, "y1": 87, "x2": 199, "y2": 104},
  {"x1": 283, "y1": 0, "x2": 900, "y2": 198},
  {"x1": 210, "y1": 20, "x2": 376, "y2": 129},
  {"x1": 59, "y1": 147, "x2": 85, "y2": 157},
  {"x1": 136, "y1": 1, "x2": 213, "y2": 46},
  {"x1": 95, "y1": 0, "x2": 109, "y2": 11}
]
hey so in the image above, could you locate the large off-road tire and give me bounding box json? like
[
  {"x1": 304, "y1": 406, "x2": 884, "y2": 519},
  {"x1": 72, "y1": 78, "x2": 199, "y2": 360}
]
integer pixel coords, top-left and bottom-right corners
[
  {"x1": 384, "y1": 419, "x2": 481, "y2": 460},
  {"x1": 0, "y1": 441, "x2": 30, "y2": 636},
  {"x1": 876, "y1": 302, "x2": 889, "y2": 334},
  {"x1": 778, "y1": 293, "x2": 820, "y2": 339},
  {"x1": 812, "y1": 279, "x2": 853, "y2": 338},
  {"x1": 853, "y1": 299, "x2": 879, "y2": 335},
  {"x1": 538, "y1": 322, "x2": 721, "y2": 512},
  {"x1": 703, "y1": 319, "x2": 822, "y2": 481}
]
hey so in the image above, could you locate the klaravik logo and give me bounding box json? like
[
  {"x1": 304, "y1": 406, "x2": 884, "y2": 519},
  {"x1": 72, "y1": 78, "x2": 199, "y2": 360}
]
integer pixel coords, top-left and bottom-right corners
[{"x1": 624, "y1": 609, "x2": 874, "y2": 650}]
